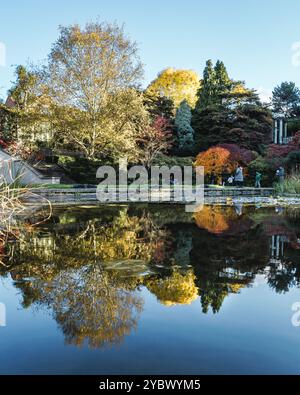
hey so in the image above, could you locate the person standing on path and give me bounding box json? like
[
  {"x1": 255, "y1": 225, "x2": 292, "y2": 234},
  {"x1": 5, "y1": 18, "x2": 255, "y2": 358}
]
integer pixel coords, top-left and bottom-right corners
[
  {"x1": 278, "y1": 167, "x2": 285, "y2": 183},
  {"x1": 235, "y1": 166, "x2": 244, "y2": 187},
  {"x1": 255, "y1": 171, "x2": 262, "y2": 188}
]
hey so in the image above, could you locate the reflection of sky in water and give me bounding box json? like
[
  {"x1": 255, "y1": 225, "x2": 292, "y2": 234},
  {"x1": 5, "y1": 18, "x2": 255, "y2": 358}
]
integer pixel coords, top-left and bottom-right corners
[{"x1": 0, "y1": 205, "x2": 299, "y2": 374}]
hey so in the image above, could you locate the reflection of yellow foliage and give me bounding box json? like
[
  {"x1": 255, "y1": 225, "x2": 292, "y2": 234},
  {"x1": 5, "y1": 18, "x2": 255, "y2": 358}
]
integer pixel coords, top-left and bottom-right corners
[
  {"x1": 229, "y1": 284, "x2": 245, "y2": 294},
  {"x1": 194, "y1": 206, "x2": 233, "y2": 234},
  {"x1": 146, "y1": 270, "x2": 198, "y2": 306}
]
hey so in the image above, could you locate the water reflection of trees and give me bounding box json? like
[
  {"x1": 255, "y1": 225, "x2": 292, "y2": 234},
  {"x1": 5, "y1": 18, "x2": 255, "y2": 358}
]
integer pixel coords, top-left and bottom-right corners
[
  {"x1": 0, "y1": 205, "x2": 299, "y2": 347},
  {"x1": 17, "y1": 265, "x2": 143, "y2": 348},
  {"x1": 193, "y1": 206, "x2": 300, "y2": 306}
]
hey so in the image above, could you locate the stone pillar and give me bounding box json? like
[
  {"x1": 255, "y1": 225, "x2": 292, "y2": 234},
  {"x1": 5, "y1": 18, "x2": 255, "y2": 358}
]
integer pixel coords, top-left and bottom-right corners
[
  {"x1": 274, "y1": 120, "x2": 278, "y2": 144},
  {"x1": 271, "y1": 235, "x2": 275, "y2": 257},
  {"x1": 284, "y1": 121, "x2": 288, "y2": 141},
  {"x1": 279, "y1": 119, "x2": 283, "y2": 144},
  {"x1": 276, "y1": 235, "x2": 280, "y2": 257}
]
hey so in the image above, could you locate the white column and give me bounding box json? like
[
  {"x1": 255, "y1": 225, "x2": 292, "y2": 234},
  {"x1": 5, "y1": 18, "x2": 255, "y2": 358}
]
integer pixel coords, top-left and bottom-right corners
[
  {"x1": 279, "y1": 119, "x2": 283, "y2": 144},
  {"x1": 276, "y1": 235, "x2": 280, "y2": 257},
  {"x1": 274, "y1": 120, "x2": 278, "y2": 144}
]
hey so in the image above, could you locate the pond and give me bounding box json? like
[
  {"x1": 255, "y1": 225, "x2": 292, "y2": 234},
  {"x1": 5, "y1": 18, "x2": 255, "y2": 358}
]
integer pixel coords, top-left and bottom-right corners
[{"x1": 0, "y1": 204, "x2": 300, "y2": 374}]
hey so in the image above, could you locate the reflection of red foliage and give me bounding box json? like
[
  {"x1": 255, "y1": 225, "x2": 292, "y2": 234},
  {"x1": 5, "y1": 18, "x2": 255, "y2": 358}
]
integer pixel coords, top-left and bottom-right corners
[
  {"x1": 194, "y1": 206, "x2": 253, "y2": 236},
  {"x1": 263, "y1": 217, "x2": 295, "y2": 238},
  {"x1": 194, "y1": 206, "x2": 230, "y2": 234},
  {"x1": 153, "y1": 240, "x2": 167, "y2": 263},
  {"x1": 290, "y1": 242, "x2": 300, "y2": 250}
]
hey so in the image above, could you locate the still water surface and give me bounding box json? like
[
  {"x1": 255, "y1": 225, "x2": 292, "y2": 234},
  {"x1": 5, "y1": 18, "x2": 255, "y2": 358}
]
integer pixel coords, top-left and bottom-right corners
[{"x1": 0, "y1": 204, "x2": 300, "y2": 374}]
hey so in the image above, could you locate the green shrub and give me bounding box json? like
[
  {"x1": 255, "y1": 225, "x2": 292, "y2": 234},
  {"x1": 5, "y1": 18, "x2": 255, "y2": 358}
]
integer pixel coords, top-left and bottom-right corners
[
  {"x1": 285, "y1": 150, "x2": 300, "y2": 172},
  {"x1": 58, "y1": 156, "x2": 103, "y2": 184},
  {"x1": 153, "y1": 154, "x2": 194, "y2": 167},
  {"x1": 248, "y1": 155, "x2": 275, "y2": 186},
  {"x1": 58, "y1": 155, "x2": 75, "y2": 167},
  {"x1": 274, "y1": 174, "x2": 300, "y2": 195}
]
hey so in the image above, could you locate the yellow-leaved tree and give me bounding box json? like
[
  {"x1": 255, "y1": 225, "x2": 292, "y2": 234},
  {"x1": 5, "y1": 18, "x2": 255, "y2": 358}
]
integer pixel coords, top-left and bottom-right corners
[
  {"x1": 146, "y1": 68, "x2": 201, "y2": 110},
  {"x1": 42, "y1": 22, "x2": 149, "y2": 161}
]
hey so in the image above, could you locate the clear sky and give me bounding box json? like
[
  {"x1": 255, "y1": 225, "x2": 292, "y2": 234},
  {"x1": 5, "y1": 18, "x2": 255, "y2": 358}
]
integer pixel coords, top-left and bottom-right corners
[{"x1": 1, "y1": 0, "x2": 300, "y2": 100}]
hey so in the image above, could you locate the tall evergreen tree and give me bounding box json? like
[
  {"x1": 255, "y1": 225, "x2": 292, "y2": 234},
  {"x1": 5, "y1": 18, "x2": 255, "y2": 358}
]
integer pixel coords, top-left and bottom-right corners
[
  {"x1": 195, "y1": 60, "x2": 216, "y2": 110},
  {"x1": 192, "y1": 60, "x2": 272, "y2": 152},
  {"x1": 194, "y1": 59, "x2": 233, "y2": 112},
  {"x1": 175, "y1": 100, "x2": 194, "y2": 154},
  {"x1": 214, "y1": 60, "x2": 231, "y2": 95},
  {"x1": 272, "y1": 81, "x2": 300, "y2": 118}
]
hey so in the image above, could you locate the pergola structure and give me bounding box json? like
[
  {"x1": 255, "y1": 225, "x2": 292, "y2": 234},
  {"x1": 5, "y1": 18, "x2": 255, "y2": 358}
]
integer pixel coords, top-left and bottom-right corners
[
  {"x1": 273, "y1": 116, "x2": 300, "y2": 144},
  {"x1": 273, "y1": 118, "x2": 289, "y2": 145}
]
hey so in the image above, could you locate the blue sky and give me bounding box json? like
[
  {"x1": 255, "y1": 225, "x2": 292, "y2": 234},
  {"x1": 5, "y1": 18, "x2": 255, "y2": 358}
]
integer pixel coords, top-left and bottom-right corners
[{"x1": 1, "y1": 0, "x2": 300, "y2": 100}]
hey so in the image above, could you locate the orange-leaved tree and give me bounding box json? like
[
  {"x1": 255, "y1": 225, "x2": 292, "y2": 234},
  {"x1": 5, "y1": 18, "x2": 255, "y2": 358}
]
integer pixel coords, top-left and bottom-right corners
[{"x1": 194, "y1": 143, "x2": 256, "y2": 183}]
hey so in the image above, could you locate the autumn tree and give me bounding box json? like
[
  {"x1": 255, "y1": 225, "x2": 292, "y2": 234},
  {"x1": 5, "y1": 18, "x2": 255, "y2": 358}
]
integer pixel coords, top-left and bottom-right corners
[
  {"x1": 175, "y1": 99, "x2": 194, "y2": 154},
  {"x1": 194, "y1": 143, "x2": 256, "y2": 182},
  {"x1": 42, "y1": 22, "x2": 148, "y2": 161},
  {"x1": 137, "y1": 116, "x2": 173, "y2": 168},
  {"x1": 143, "y1": 91, "x2": 176, "y2": 140},
  {"x1": 146, "y1": 68, "x2": 200, "y2": 109}
]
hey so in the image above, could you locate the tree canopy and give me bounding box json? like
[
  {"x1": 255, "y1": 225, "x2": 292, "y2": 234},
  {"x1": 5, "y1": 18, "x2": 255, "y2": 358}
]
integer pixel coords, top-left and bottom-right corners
[
  {"x1": 146, "y1": 68, "x2": 200, "y2": 109},
  {"x1": 192, "y1": 60, "x2": 272, "y2": 152},
  {"x1": 42, "y1": 22, "x2": 149, "y2": 161},
  {"x1": 272, "y1": 81, "x2": 300, "y2": 118}
]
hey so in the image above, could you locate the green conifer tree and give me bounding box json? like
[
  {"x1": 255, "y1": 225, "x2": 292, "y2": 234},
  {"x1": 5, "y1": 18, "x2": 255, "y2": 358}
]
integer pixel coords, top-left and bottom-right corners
[{"x1": 175, "y1": 99, "x2": 194, "y2": 153}]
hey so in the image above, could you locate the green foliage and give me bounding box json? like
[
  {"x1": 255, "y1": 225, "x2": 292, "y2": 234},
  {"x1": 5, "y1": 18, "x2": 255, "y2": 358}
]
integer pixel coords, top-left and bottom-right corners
[
  {"x1": 196, "y1": 59, "x2": 216, "y2": 109},
  {"x1": 152, "y1": 154, "x2": 193, "y2": 168},
  {"x1": 288, "y1": 119, "x2": 300, "y2": 134},
  {"x1": 192, "y1": 103, "x2": 272, "y2": 152},
  {"x1": 274, "y1": 174, "x2": 300, "y2": 195},
  {"x1": 143, "y1": 92, "x2": 174, "y2": 120},
  {"x1": 192, "y1": 59, "x2": 272, "y2": 153},
  {"x1": 58, "y1": 155, "x2": 103, "y2": 184},
  {"x1": 175, "y1": 100, "x2": 194, "y2": 154},
  {"x1": 272, "y1": 81, "x2": 300, "y2": 118},
  {"x1": 1, "y1": 65, "x2": 47, "y2": 145},
  {"x1": 8, "y1": 65, "x2": 38, "y2": 109},
  {"x1": 0, "y1": 103, "x2": 16, "y2": 142},
  {"x1": 195, "y1": 59, "x2": 232, "y2": 110},
  {"x1": 285, "y1": 150, "x2": 300, "y2": 171},
  {"x1": 248, "y1": 155, "x2": 275, "y2": 186}
]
